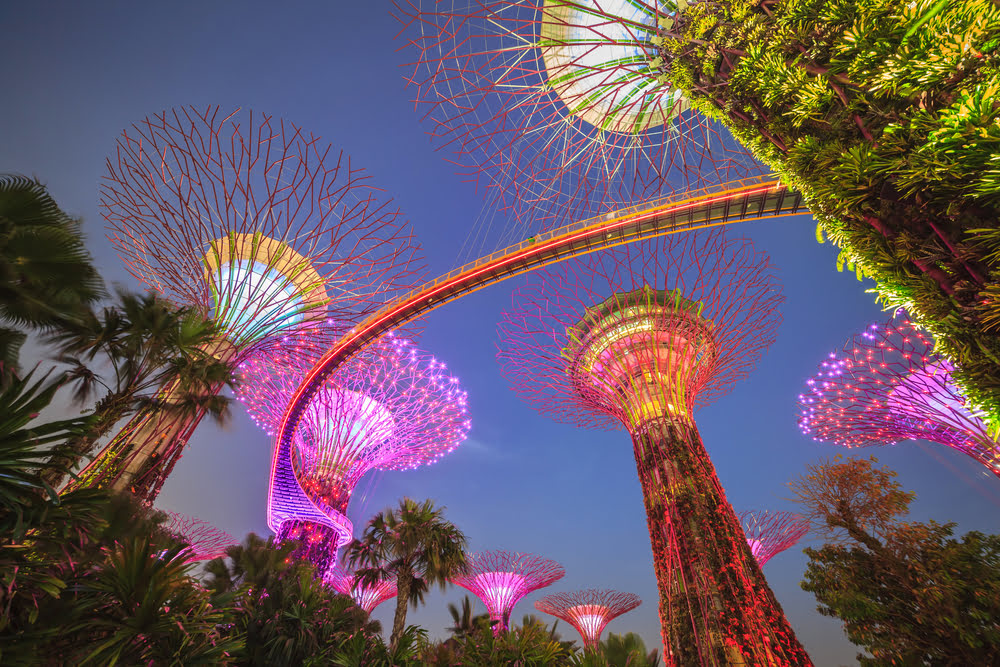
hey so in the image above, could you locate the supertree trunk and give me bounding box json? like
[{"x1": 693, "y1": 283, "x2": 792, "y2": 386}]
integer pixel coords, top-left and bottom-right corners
[{"x1": 632, "y1": 417, "x2": 810, "y2": 667}]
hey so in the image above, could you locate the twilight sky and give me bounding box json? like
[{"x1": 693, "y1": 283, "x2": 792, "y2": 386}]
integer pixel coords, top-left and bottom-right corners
[{"x1": 3, "y1": 3, "x2": 999, "y2": 665}]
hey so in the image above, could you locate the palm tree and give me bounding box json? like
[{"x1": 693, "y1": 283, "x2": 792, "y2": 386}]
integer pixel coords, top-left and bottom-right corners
[
  {"x1": 347, "y1": 497, "x2": 469, "y2": 652},
  {"x1": 447, "y1": 595, "x2": 493, "y2": 637},
  {"x1": 42, "y1": 290, "x2": 235, "y2": 489},
  {"x1": 0, "y1": 175, "x2": 103, "y2": 381}
]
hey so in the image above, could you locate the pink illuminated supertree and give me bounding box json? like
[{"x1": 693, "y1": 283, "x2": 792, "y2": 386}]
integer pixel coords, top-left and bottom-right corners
[
  {"x1": 237, "y1": 331, "x2": 470, "y2": 575},
  {"x1": 395, "y1": 1, "x2": 760, "y2": 230},
  {"x1": 326, "y1": 565, "x2": 398, "y2": 614},
  {"x1": 450, "y1": 550, "x2": 565, "y2": 634},
  {"x1": 161, "y1": 510, "x2": 237, "y2": 563},
  {"x1": 497, "y1": 230, "x2": 811, "y2": 665},
  {"x1": 798, "y1": 313, "x2": 1000, "y2": 476},
  {"x1": 535, "y1": 589, "x2": 640, "y2": 651},
  {"x1": 71, "y1": 105, "x2": 422, "y2": 501},
  {"x1": 738, "y1": 510, "x2": 810, "y2": 568}
]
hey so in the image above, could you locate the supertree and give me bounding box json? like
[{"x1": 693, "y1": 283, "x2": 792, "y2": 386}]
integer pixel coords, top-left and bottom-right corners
[
  {"x1": 326, "y1": 564, "x2": 398, "y2": 614},
  {"x1": 496, "y1": 230, "x2": 811, "y2": 665},
  {"x1": 450, "y1": 550, "x2": 565, "y2": 634},
  {"x1": 161, "y1": 510, "x2": 237, "y2": 563},
  {"x1": 798, "y1": 314, "x2": 1000, "y2": 476},
  {"x1": 71, "y1": 105, "x2": 422, "y2": 501},
  {"x1": 738, "y1": 510, "x2": 810, "y2": 568},
  {"x1": 237, "y1": 331, "x2": 470, "y2": 575},
  {"x1": 535, "y1": 589, "x2": 641, "y2": 651},
  {"x1": 394, "y1": 0, "x2": 761, "y2": 231}
]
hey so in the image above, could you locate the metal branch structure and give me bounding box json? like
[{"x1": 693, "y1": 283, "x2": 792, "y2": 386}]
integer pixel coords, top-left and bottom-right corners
[
  {"x1": 738, "y1": 510, "x2": 810, "y2": 568},
  {"x1": 72, "y1": 105, "x2": 423, "y2": 501},
  {"x1": 798, "y1": 314, "x2": 1000, "y2": 476},
  {"x1": 326, "y1": 565, "x2": 398, "y2": 614},
  {"x1": 395, "y1": 0, "x2": 761, "y2": 230},
  {"x1": 451, "y1": 550, "x2": 565, "y2": 634},
  {"x1": 535, "y1": 589, "x2": 641, "y2": 650},
  {"x1": 497, "y1": 230, "x2": 811, "y2": 665},
  {"x1": 161, "y1": 510, "x2": 237, "y2": 563},
  {"x1": 237, "y1": 331, "x2": 470, "y2": 574}
]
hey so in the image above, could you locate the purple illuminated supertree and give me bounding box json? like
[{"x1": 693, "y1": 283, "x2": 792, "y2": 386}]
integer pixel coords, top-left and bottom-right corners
[
  {"x1": 450, "y1": 550, "x2": 565, "y2": 634},
  {"x1": 799, "y1": 313, "x2": 1000, "y2": 476},
  {"x1": 237, "y1": 331, "x2": 470, "y2": 574},
  {"x1": 395, "y1": 1, "x2": 760, "y2": 229},
  {"x1": 161, "y1": 510, "x2": 237, "y2": 563},
  {"x1": 326, "y1": 564, "x2": 398, "y2": 614},
  {"x1": 497, "y1": 231, "x2": 811, "y2": 665},
  {"x1": 535, "y1": 589, "x2": 641, "y2": 651},
  {"x1": 71, "y1": 105, "x2": 422, "y2": 501},
  {"x1": 738, "y1": 510, "x2": 810, "y2": 568}
]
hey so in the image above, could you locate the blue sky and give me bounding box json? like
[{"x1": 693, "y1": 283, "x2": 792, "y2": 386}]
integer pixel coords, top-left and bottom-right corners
[{"x1": 3, "y1": 3, "x2": 999, "y2": 664}]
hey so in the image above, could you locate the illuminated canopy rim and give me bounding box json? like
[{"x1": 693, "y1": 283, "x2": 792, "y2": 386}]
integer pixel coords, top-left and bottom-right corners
[
  {"x1": 203, "y1": 233, "x2": 331, "y2": 343},
  {"x1": 540, "y1": 0, "x2": 688, "y2": 134}
]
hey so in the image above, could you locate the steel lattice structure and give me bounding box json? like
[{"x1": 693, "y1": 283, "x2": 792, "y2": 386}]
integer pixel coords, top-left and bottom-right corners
[
  {"x1": 326, "y1": 565, "x2": 398, "y2": 614},
  {"x1": 237, "y1": 331, "x2": 470, "y2": 574},
  {"x1": 450, "y1": 550, "x2": 565, "y2": 633},
  {"x1": 798, "y1": 314, "x2": 1000, "y2": 476},
  {"x1": 72, "y1": 105, "x2": 423, "y2": 502},
  {"x1": 161, "y1": 510, "x2": 237, "y2": 563},
  {"x1": 394, "y1": 0, "x2": 761, "y2": 231},
  {"x1": 738, "y1": 510, "x2": 810, "y2": 568},
  {"x1": 497, "y1": 231, "x2": 811, "y2": 665},
  {"x1": 535, "y1": 589, "x2": 640, "y2": 650}
]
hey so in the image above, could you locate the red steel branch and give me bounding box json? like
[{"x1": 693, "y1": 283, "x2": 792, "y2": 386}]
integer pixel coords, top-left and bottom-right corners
[
  {"x1": 739, "y1": 510, "x2": 810, "y2": 567},
  {"x1": 535, "y1": 588, "x2": 641, "y2": 650}
]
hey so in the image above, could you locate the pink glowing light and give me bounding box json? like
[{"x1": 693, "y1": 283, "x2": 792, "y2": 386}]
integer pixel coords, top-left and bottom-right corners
[
  {"x1": 326, "y1": 565, "x2": 398, "y2": 614},
  {"x1": 161, "y1": 511, "x2": 237, "y2": 563},
  {"x1": 798, "y1": 313, "x2": 1000, "y2": 476},
  {"x1": 237, "y1": 331, "x2": 470, "y2": 561},
  {"x1": 738, "y1": 510, "x2": 810, "y2": 567},
  {"x1": 535, "y1": 589, "x2": 641, "y2": 650},
  {"x1": 452, "y1": 550, "x2": 565, "y2": 633}
]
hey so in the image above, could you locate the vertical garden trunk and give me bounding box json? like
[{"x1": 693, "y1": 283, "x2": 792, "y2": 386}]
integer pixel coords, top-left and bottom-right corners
[{"x1": 632, "y1": 417, "x2": 811, "y2": 666}]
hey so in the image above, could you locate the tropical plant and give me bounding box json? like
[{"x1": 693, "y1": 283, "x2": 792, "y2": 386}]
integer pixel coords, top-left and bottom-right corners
[
  {"x1": 0, "y1": 175, "x2": 103, "y2": 381},
  {"x1": 659, "y1": 0, "x2": 1000, "y2": 426},
  {"x1": 447, "y1": 594, "x2": 494, "y2": 637},
  {"x1": 42, "y1": 289, "x2": 234, "y2": 489},
  {"x1": 206, "y1": 533, "x2": 375, "y2": 666},
  {"x1": 420, "y1": 613, "x2": 576, "y2": 666},
  {"x1": 576, "y1": 632, "x2": 661, "y2": 667},
  {"x1": 346, "y1": 497, "x2": 469, "y2": 652},
  {"x1": 790, "y1": 456, "x2": 1000, "y2": 664}
]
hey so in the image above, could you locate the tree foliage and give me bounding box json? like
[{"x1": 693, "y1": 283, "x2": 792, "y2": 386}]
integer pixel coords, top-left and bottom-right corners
[
  {"x1": 0, "y1": 175, "x2": 103, "y2": 382},
  {"x1": 662, "y1": 0, "x2": 1000, "y2": 427},
  {"x1": 790, "y1": 456, "x2": 1000, "y2": 664},
  {"x1": 346, "y1": 497, "x2": 469, "y2": 652}
]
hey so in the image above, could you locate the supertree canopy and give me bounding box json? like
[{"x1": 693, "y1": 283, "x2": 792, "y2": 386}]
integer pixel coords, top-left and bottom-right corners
[
  {"x1": 394, "y1": 1, "x2": 761, "y2": 230},
  {"x1": 738, "y1": 510, "x2": 809, "y2": 568},
  {"x1": 799, "y1": 314, "x2": 1000, "y2": 476},
  {"x1": 450, "y1": 550, "x2": 565, "y2": 634},
  {"x1": 535, "y1": 589, "x2": 641, "y2": 650},
  {"x1": 326, "y1": 565, "x2": 398, "y2": 614},
  {"x1": 237, "y1": 331, "x2": 470, "y2": 574},
  {"x1": 161, "y1": 510, "x2": 237, "y2": 563},
  {"x1": 497, "y1": 230, "x2": 811, "y2": 665},
  {"x1": 73, "y1": 105, "x2": 423, "y2": 502}
]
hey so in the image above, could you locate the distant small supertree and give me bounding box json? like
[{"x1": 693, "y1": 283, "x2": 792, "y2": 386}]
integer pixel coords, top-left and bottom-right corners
[
  {"x1": 535, "y1": 589, "x2": 641, "y2": 651},
  {"x1": 237, "y1": 332, "x2": 470, "y2": 574},
  {"x1": 394, "y1": 0, "x2": 760, "y2": 230},
  {"x1": 798, "y1": 314, "x2": 1000, "y2": 477},
  {"x1": 450, "y1": 550, "x2": 565, "y2": 634},
  {"x1": 326, "y1": 564, "x2": 398, "y2": 614},
  {"x1": 74, "y1": 105, "x2": 422, "y2": 501},
  {"x1": 738, "y1": 510, "x2": 810, "y2": 568},
  {"x1": 161, "y1": 511, "x2": 236, "y2": 563}
]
